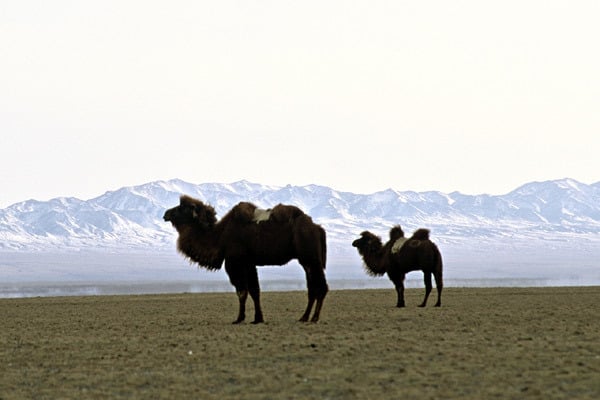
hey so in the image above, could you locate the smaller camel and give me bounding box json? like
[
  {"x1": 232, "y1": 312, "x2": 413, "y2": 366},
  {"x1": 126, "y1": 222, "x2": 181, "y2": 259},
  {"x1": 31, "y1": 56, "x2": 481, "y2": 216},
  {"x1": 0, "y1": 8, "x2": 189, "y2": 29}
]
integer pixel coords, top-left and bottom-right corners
[{"x1": 352, "y1": 226, "x2": 443, "y2": 307}]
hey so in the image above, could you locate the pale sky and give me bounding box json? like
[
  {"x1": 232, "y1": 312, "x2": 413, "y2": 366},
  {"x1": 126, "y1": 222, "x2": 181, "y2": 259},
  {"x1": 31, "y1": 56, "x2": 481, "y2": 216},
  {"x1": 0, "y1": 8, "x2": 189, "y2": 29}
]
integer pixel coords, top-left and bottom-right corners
[{"x1": 1, "y1": 0, "x2": 599, "y2": 208}]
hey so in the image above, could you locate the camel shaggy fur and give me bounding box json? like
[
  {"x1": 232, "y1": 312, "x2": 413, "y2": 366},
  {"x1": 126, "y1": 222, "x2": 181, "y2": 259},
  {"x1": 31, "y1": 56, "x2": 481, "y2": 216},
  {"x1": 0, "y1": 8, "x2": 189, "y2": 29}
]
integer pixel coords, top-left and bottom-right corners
[
  {"x1": 352, "y1": 225, "x2": 443, "y2": 307},
  {"x1": 164, "y1": 195, "x2": 328, "y2": 323}
]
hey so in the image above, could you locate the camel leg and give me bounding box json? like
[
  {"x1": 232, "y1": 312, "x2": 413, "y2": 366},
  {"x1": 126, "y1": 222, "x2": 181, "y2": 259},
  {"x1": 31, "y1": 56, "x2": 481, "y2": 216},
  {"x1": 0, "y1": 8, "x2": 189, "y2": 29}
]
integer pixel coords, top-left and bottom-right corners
[
  {"x1": 248, "y1": 266, "x2": 264, "y2": 324},
  {"x1": 419, "y1": 272, "x2": 432, "y2": 307},
  {"x1": 299, "y1": 297, "x2": 315, "y2": 322},
  {"x1": 311, "y1": 298, "x2": 324, "y2": 322},
  {"x1": 300, "y1": 267, "x2": 328, "y2": 322},
  {"x1": 226, "y1": 261, "x2": 249, "y2": 324},
  {"x1": 309, "y1": 275, "x2": 328, "y2": 323},
  {"x1": 394, "y1": 281, "x2": 405, "y2": 307},
  {"x1": 299, "y1": 266, "x2": 315, "y2": 322},
  {"x1": 234, "y1": 290, "x2": 247, "y2": 324},
  {"x1": 434, "y1": 271, "x2": 443, "y2": 307}
]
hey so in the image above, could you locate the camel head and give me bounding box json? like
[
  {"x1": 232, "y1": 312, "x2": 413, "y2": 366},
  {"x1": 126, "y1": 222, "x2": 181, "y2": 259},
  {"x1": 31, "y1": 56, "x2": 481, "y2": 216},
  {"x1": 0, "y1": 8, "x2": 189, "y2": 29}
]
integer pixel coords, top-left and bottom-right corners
[
  {"x1": 163, "y1": 195, "x2": 217, "y2": 231},
  {"x1": 351, "y1": 231, "x2": 383, "y2": 256}
]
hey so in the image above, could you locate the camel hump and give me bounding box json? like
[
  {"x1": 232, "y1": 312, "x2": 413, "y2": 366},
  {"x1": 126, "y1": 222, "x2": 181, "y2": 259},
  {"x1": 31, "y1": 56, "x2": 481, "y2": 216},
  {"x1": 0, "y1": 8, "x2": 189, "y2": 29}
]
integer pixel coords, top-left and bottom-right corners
[
  {"x1": 231, "y1": 202, "x2": 259, "y2": 222},
  {"x1": 411, "y1": 228, "x2": 430, "y2": 240},
  {"x1": 270, "y1": 204, "x2": 306, "y2": 222},
  {"x1": 232, "y1": 202, "x2": 306, "y2": 224},
  {"x1": 389, "y1": 225, "x2": 405, "y2": 241}
]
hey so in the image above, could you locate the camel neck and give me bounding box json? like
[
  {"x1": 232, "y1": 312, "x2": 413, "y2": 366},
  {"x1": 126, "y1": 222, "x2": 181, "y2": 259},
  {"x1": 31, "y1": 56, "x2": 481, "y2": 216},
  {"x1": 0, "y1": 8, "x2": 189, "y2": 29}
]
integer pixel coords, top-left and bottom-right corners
[{"x1": 177, "y1": 225, "x2": 224, "y2": 270}]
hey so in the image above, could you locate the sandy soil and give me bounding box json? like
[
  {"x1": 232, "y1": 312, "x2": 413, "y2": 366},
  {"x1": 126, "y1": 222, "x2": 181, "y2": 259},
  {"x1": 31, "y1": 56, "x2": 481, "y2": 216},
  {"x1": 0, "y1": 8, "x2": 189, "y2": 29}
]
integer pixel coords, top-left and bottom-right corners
[{"x1": 1, "y1": 287, "x2": 599, "y2": 399}]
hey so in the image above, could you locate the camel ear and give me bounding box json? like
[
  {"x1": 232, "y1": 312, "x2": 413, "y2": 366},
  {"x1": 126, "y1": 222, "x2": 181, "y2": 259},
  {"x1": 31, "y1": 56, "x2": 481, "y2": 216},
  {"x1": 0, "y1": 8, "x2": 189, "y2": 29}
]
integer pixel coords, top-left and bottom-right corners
[
  {"x1": 192, "y1": 204, "x2": 204, "y2": 222},
  {"x1": 192, "y1": 202, "x2": 217, "y2": 228}
]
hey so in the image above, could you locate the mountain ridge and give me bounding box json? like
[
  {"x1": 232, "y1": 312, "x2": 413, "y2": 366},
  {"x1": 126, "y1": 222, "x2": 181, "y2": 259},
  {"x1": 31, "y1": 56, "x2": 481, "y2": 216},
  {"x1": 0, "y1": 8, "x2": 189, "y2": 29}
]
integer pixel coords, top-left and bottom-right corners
[{"x1": 1, "y1": 178, "x2": 600, "y2": 254}]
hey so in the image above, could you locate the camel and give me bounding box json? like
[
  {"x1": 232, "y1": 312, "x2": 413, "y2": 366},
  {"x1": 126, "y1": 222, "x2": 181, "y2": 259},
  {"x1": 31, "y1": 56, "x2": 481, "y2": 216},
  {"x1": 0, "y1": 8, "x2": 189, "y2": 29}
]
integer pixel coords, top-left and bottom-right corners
[
  {"x1": 164, "y1": 195, "x2": 328, "y2": 323},
  {"x1": 352, "y1": 225, "x2": 443, "y2": 307}
]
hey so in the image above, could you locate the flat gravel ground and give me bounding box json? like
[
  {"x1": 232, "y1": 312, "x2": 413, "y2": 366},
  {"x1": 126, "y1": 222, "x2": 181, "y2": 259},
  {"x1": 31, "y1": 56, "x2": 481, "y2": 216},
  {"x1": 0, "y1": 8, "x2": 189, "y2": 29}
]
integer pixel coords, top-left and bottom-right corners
[{"x1": 1, "y1": 287, "x2": 599, "y2": 399}]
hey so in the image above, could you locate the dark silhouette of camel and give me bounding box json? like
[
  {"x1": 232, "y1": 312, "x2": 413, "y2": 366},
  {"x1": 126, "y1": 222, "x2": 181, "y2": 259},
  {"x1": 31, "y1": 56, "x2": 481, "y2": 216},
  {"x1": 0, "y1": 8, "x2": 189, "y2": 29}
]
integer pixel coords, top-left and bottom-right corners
[
  {"x1": 164, "y1": 195, "x2": 328, "y2": 323},
  {"x1": 352, "y1": 225, "x2": 443, "y2": 307}
]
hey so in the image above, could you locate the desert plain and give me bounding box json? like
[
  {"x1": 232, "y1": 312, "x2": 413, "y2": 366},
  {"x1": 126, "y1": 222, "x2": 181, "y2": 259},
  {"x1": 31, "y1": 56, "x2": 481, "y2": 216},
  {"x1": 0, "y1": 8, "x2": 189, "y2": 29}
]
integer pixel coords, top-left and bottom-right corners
[{"x1": 1, "y1": 286, "x2": 599, "y2": 399}]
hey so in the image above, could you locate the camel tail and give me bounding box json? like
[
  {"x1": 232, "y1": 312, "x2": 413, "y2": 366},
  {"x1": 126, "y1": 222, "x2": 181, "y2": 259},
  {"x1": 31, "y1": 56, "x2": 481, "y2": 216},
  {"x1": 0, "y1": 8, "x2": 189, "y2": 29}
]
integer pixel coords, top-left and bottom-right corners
[
  {"x1": 434, "y1": 243, "x2": 443, "y2": 281},
  {"x1": 320, "y1": 227, "x2": 327, "y2": 270}
]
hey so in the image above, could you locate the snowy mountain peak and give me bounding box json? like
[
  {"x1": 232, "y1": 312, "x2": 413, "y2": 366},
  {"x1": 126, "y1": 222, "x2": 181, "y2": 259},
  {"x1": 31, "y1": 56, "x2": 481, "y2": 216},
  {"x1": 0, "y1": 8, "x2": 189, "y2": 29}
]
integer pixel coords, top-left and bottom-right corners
[{"x1": 1, "y1": 178, "x2": 599, "y2": 253}]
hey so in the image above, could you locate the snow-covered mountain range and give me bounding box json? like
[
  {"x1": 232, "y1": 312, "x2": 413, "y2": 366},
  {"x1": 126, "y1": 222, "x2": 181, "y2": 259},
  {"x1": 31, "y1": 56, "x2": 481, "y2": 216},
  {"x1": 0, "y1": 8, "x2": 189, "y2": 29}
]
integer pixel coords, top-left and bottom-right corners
[
  {"x1": 0, "y1": 179, "x2": 600, "y2": 251},
  {"x1": 2, "y1": 178, "x2": 600, "y2": 293},
  {"x1": 1, "y1": 178, "x2": 599, "y2": 255}
]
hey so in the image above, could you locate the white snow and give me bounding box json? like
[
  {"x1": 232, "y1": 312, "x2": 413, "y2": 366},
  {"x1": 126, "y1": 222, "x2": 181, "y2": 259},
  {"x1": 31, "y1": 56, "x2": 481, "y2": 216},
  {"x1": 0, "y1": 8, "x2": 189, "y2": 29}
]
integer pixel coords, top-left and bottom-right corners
[{"x1": 1, "y1": 178, "x2": 600, "y2": 293}]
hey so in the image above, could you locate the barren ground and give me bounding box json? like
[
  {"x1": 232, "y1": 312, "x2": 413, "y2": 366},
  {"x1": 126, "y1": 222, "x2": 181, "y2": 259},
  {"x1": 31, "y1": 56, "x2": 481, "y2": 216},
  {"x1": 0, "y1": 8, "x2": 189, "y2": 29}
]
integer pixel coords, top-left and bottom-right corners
[{"x1": 1, "y1": 287, "x2": 599, "y2": 399}]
